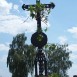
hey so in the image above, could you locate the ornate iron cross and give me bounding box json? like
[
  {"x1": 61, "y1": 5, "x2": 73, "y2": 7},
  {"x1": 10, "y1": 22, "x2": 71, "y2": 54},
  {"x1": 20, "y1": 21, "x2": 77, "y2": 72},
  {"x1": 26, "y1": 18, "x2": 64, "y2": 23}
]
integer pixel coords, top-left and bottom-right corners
[
  {"x1": 22, "y1": 0, "x2": 55, "y2": 77},
  {"x1": 22, "y1": 0, "x2": 55, "y2": 31},
  {"x1": 22, "y1": 0, "x2": 55, "y2": 48}
]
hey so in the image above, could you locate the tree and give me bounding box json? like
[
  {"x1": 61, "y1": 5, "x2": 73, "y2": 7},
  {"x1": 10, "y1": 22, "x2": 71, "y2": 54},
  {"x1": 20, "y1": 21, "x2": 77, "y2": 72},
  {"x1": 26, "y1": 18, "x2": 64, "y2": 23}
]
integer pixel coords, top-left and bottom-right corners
[
  {"x1": 7, "y1": 33, "x2": 72, "y2": 77},
  {"x1": 44, "y1": 44, "x2": 72, "y2": 77},
  {"x1": 7, "y1": 33, "x2": 35, "y2": 77}
]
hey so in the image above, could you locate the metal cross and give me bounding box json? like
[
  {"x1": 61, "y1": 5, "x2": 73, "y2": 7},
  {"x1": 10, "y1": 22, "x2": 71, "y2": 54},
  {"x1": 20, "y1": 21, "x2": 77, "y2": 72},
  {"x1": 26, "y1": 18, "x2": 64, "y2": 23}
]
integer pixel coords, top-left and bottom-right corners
[
  {"x1": 22, "y1": 0, "x2": 55, "y2": 77},
  {"x1": 22, "y1": 0, "x2": 55, "y2": 31}
]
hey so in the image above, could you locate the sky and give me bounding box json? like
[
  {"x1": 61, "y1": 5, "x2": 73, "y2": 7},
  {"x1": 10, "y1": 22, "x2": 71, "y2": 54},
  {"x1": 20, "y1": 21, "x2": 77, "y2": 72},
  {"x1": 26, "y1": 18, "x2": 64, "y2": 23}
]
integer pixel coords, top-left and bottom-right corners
[{"x1": 0, "y1": 0, "x2": 77, "y2": 77}]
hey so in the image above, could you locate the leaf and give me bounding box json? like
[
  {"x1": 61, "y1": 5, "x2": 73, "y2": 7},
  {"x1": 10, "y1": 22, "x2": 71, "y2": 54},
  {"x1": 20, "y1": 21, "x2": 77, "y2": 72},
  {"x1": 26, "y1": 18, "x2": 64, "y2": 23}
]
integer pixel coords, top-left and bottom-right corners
[{"x1": 30, "y1": 13, "x2": 35, "y2": 19}]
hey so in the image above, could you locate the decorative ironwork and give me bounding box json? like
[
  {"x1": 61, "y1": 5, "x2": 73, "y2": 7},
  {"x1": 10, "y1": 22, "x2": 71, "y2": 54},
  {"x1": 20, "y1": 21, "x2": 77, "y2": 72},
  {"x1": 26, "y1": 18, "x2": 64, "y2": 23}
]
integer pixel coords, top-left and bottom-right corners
[
  {"x1": 31, "y1": 32, "x2": 47, "y2": 48},
  {"x1": 22, "y1": 0, "x2": 55, "y2": 77}
]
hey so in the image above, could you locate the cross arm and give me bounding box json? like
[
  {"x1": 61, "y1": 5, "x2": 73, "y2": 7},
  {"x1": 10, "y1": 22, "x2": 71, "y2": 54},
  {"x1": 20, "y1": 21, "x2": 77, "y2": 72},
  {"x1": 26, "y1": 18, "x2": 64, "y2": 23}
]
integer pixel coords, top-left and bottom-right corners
[
  {"x1": 44, "y1": 2, "x2": 55, "y2": 9},
  {"x1": 22, "y1": 2, "x2": 55, "y2": 10},
  {"x1": 22, "y1": 4, "x2": 35, "y2": 10}
]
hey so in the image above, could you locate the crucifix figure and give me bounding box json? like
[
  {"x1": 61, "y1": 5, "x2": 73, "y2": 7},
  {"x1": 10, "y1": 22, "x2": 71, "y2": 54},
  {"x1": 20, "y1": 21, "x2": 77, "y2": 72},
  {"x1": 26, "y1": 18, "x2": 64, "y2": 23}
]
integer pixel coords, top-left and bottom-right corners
[{"x1": 22, "y1": 0, "x2": 55, "y2": 77}]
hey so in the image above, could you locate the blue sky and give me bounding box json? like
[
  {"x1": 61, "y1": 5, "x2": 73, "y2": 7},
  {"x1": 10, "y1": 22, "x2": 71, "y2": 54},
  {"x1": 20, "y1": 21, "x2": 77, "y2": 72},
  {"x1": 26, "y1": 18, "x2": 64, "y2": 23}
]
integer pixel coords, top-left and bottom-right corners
[{"x1": 0, "y1": 0, "x2": 77, "y2": 77}]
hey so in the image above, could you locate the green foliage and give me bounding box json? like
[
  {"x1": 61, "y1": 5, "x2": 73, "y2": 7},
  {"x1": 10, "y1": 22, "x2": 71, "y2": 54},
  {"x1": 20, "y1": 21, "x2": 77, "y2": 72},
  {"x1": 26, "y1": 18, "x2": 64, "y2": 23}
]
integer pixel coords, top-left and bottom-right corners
[
  {"x1": 37, "y1": 34, "x2": 43, "y2": 42},
  {"x1": 25, "y1": 1, "x2": 53, "y2": 33},
  {"x1": 44, "y1": 44, "x2": 72, "y2": 77},
  {"x1": 7, "y1": 33, "x2": 36, "y2": 77},
  {"x1": 27, "y1": 2, "x2": 52, "y2": 22},
  {"x1": 7, "y1": 33, "x2": 72, "y2": 77},
  {"x1": 49, "y1": 73, "x2": 61, "y2": 77}
]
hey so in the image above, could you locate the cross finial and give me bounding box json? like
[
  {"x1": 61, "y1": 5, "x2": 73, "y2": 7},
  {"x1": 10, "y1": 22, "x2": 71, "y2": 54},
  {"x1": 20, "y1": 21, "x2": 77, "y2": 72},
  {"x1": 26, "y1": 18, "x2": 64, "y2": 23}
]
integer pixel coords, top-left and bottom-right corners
[{"x1": 22, "y1": 1, "x2": 55, "y2": 77}]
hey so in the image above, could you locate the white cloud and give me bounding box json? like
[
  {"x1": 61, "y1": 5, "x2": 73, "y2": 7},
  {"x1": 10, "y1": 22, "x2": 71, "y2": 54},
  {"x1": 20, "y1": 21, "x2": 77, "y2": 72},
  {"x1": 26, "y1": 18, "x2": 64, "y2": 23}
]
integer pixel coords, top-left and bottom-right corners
[
  {"x1": 58, "y1": 36, "x2": 67, "y2": 44},
  {"x1": 0, "y1": 0, "x2": 50, "y2": 36},
  {"x1": 68, "y1": 44, "x2": 77, "y2": 52},
  {"x1": 0, "y1": 44, "x2": 9, "y2": 52},
  {"x1": 0, "y1": 14, "x2": 36, "y2": 35},
  {"x1": 13, "y1": 4, "x2": 19, "y2": 12},
  {"x1": 0, "y1": 14, "x2": 50, "y2": 35},
  {"x1": 67, "y1": 45, "x2": 77, "y2": 76},
  {"x1": 68, "y1": 27, "x2": 77, "y2": 38},
  {"x1": 0, "y1": 0, "x2": 12, "y2": 15}
]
